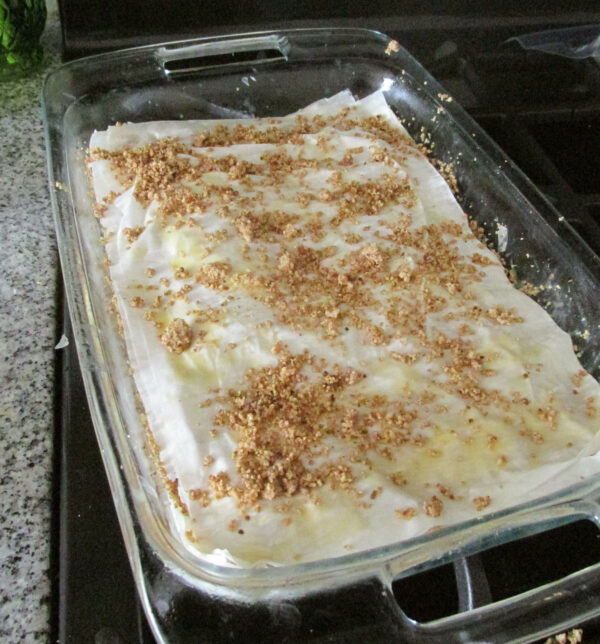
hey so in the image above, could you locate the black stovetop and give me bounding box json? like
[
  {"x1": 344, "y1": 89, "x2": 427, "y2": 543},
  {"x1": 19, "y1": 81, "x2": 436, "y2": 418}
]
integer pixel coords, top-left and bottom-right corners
[{"x1": 52, "y1": 11, "x2": 600, "y2": 643}]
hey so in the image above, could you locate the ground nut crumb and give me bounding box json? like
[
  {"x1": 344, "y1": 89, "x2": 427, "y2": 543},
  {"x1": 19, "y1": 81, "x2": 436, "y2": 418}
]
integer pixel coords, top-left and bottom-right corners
[
  {"x1": 424, "y1": 495, "x2": 443, "y2": 517},
  {"x1": 160, "y1": 318, "x2": 193, "y2": 353},
  {"x1": 396, "y1": 507, "x2": 417, "y2": 520},
  {"x1": 283, "y1": 223, "x2": 297, "y2": 239},
  {"x1": 360, "y1": 243, "x2": 383, "y2": 266},
  {"x1": 209, "y1": 472, "x2": 231, "y2": 499},
  {"x1": 390, "y1": 472, "x2": 407, "y2": 486},
  {"x1": 385, "y1": 39, "x2": 400, "y2": 55},
  {"x1": 196, "y1": 261, "x2": 232, "y2": 289},
  {"x1": 365, "y1": 325, "x2": 385, "y2": 345},
  {"x1": 370, "y1": 486, "x2": 383, "y2": 500},
  {"x1": 174, "y1": 266, "x2": 190, "y2": 280},
  {"x1": 572, "y1": 370, "x2": 587, "y2": 388},
  {"x1": 189, "y1": 489, "x2": 210, "y2": 507},
  {"x1": 278, "y1": 251, "x2": 294, "y2": 272},
  {"x1": 473, "y1": 496, "x2": 491, "y2": 511},
  {"x1": 123, "y1": 226, "x2": 145, "y2": 244}
]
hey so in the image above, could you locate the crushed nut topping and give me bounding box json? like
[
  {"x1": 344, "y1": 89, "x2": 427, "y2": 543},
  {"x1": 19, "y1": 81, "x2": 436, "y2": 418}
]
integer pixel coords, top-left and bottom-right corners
[{"x1": 160, "y1": 318, "x2": 192, "y2": 354}]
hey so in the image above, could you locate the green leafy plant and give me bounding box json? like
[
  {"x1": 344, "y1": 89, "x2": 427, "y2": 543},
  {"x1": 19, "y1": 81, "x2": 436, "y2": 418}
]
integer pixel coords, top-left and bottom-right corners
[{"x1": 0, "y1": 0, "x2": 46, "y2": 74}]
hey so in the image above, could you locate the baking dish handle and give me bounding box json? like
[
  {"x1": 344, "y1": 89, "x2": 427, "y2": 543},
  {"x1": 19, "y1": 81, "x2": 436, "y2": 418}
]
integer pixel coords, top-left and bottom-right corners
[
  {"x1": 393, "y1": 499, "x2": 600, "y2": 642},
  {"x1": 155, "y1": 34, "x2": 289, "y2": 75},
  {"x1": 403, "y1": 559, "x2": 600, "y2": 643}
]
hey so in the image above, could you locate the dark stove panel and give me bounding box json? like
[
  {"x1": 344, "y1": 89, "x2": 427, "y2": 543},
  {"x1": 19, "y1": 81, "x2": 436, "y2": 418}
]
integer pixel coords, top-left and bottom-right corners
[
  {"x1": 57, "y1": 325, "x2": 155, "y2": 643},
  {"x1": 57, "y1": 1, "x2": 600, "y2": 60},
  {"x1": 529, "y1": 119, "x2": 600, "y2": 194}
]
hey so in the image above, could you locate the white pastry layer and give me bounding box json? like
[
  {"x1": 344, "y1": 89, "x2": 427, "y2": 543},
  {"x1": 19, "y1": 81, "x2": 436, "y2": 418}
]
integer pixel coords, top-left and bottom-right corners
[{"x1": 87, "y1": 91, "x2": 600, "y2": 567}]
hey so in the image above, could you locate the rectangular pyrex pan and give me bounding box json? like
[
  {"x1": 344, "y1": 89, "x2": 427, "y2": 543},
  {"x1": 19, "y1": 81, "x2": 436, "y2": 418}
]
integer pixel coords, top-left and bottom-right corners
[{"x1": 43, "y1": 28, "x2": 600, "y2": 643}]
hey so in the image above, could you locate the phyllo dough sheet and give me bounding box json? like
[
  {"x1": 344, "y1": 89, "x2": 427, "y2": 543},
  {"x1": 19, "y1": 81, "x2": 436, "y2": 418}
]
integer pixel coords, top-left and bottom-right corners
[{"x1": 87, "y1": 91, "x2": 600, "y2": 566}]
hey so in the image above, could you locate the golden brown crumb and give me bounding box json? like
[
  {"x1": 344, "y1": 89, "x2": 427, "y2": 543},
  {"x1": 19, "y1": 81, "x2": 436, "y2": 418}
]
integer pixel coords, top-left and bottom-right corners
[
  {"x1": 174, "y1": 266, "x2": 190, "y2": 280},
  {"x1": 389, "y1": 472, "x2": 407, "y2": 487},
  {"x1": 196, "y1": 261, "x2": 232, "y2": 290},
  {"x1": 160, "y1": 318, "x2": 193, "y2": 354},
  {"x1": 278, "y1": 251, "x2": 294, "y2": 272},
  {"x1": 436, "y1": 485, "x2": 457, "y2": 500},
  {"x1": 396, "y1": 507, "x2": 417, "y2": 520},
  {"x1": 536, "y1": 405, "x2": 558, "y2": 428},
  {"x1": 364, "y1": 325, "x2": 385, "y2": 346},
  {"x1": 424, "y1": 495, "x2": 443, "y2": 517},
  {"x1": 93, "y1": 203, "x2": 107, "y2": 218},
  {"x1": 164, "y1": 477, "x2": 188, "y2": 515},
  {"x1": 370, "y1": 486, "x2": 383, "y2": 500},
  {"x1": 471, "y1": 252, "x2": 496, "y2": 266},
  {"x1": 123, "y1": 226, "x2": 145, "y2": 244},
  {"x1": 586, "y1": 396, "x2": 597, "y2": 418},
  {"x1": 209, "y1": 472, "x2": 231, "y2": 499},
  {"x1": 385, "y1": 39, "x2": 400, "y2": 56},
  {"x1": 485, "y1": 307, "x2": 524, "y2": 325},
  {"x1": 206, "y1": 352, "x2": 370, "y2": 507},
  {"x1": 473, "y1": 496, "x2": 491, "y2": 511},
  {"x1": 189, "y1": 488, "x2": 210, "y2": 507}
]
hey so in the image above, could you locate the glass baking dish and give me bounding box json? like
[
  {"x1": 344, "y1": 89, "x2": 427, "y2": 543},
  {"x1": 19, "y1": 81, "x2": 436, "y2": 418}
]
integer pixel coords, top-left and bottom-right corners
[{"x1": 43, "y1": 28, "x2": 600, "y2": 642}]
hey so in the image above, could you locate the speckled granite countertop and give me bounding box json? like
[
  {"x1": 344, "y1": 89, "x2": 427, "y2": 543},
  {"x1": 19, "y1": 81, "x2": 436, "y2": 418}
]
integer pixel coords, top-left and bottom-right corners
[{"x1": 0, "y1": 5, "x2": 61, "y2": 641}]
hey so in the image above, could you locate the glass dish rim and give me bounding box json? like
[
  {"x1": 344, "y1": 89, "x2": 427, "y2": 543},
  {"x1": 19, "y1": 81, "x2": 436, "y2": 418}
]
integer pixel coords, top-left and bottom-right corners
[{"x1": 42, "y1": 25, "x2": 600, "y2": 590}]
